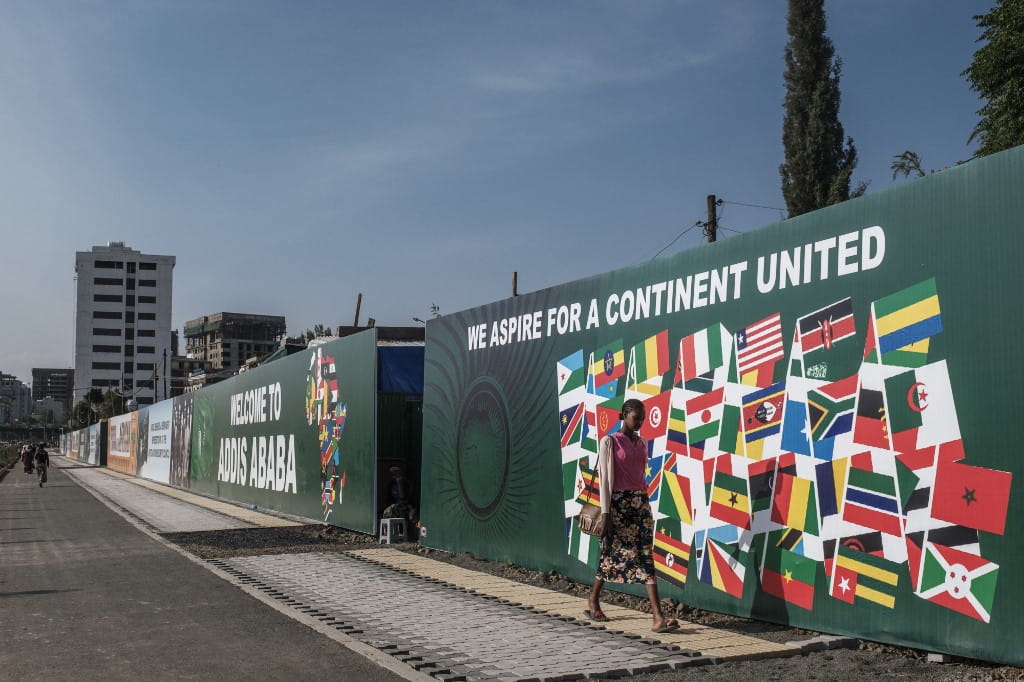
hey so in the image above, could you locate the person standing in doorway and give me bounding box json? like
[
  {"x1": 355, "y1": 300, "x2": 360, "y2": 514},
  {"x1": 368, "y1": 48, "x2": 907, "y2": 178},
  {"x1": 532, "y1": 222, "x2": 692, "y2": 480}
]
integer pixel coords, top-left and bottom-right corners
[{"x1": 585, "y1": 399, "x2": 679, "y2": 633}]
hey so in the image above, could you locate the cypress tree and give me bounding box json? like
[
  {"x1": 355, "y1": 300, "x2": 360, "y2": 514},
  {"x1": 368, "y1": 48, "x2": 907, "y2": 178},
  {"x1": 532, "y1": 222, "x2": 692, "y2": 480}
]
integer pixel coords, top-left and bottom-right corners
[{"x1": 779, "y1": 0, "x2": 858, "y2": 218}]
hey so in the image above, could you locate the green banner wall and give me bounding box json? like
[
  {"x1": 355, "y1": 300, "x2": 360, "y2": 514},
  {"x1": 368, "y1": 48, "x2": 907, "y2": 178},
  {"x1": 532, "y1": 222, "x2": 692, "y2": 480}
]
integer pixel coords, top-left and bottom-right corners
[
  {"x1": 189, "y1": 330, "x2": 378, "y2": 533},
  {"x1": 420, "y1": 146, "x2": 1024, "y2": 664}
]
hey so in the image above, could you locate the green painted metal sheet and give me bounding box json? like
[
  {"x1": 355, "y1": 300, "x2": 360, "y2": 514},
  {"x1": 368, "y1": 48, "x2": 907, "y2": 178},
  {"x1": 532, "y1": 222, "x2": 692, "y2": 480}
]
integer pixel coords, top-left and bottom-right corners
[{"x1": 420, "y1": 145, "x2": 1024, "y2": 664}]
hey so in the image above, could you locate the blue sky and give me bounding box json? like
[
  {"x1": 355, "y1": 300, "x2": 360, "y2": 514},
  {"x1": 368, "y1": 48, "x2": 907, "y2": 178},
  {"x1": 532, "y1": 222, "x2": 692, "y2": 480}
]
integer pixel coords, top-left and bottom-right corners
[{"x1": 0, "y1": 0, "x2": 991, "y2": 384}]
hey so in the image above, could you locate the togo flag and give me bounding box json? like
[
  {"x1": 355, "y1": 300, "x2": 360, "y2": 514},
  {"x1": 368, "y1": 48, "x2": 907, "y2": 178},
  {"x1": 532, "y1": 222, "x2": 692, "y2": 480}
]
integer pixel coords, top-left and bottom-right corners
[
  {"x1": 917, "y1": 541, "x2": 998, "y2": 623},
  {"x1": 830, "y1": 544, "x2": 899, "y2": 609}
]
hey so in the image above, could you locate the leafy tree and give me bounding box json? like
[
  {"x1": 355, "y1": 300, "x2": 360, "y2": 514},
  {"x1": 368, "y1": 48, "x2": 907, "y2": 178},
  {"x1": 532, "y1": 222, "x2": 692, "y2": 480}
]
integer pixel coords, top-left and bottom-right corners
[
  {"x1": 779, "y1": 0, "x2": 860, "y2": 217},
  {"x1": 891, "y1": 150, "x2": 926, "y2": 180},
  {"x1": 963, "y1": 0, "x2": 1024, "y2": 157}
]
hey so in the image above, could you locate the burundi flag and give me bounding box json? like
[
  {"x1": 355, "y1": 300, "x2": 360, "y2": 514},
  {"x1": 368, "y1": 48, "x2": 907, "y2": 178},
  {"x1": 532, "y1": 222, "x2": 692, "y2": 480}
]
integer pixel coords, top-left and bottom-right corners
[
  {"x1": 654, "y1": 517, "x2": 693, "y2": 588},
  {"x1": 659, "y1": 468, "x2": 694, "y2": 525},
  {"x1": 735, "y1": 313, "x2": 784, "y2": 387},
  {"x1": 869, "y1": 279, "x2": 942, "y2": 367},
  {"x1": 830, "y1": 544, "x2": 900, "y2": 608},
  {"x1": 677, "y1": 324, "x2": 733, "y2": 391},
  {"x1": 590, "y1": 341, "x2": 626, "y2": 395},
  {"x1": 709, "y1": 455, "x2": 751, "y2": 529},
  {"x1": 917, "y1": 542, "x2": 998, "y2": 622},
  {"x1": 760, "y1": 529, "x2": 818, "y2": 610},
  {"x1": 556, "y1": 350, "x2": 587, "y2": 396},
  {"x1": 699, "y1": 536, "x2": 748, "y2": 599},
  {"x1": 792, "y1": 298, "x2": 858, "y2": 381},
  {"x1": 685, "y1": 387, "x2": 725, "y2": 445},
  {"x1": 629, "y1": 330, "x2": 670, "y2": 395}
]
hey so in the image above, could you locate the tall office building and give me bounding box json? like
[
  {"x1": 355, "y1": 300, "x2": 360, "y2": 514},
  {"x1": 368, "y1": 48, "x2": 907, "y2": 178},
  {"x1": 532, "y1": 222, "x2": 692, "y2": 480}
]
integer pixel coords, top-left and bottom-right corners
[
  {"x1": 32, "y1": 367, "x2": 75, "y2": 414},
  {"x1": 184, "y1": 312, "x2": 286, "y2": 372},
  {"x1": 74, "y1": 242, "x2": 175, "y2": 406}
]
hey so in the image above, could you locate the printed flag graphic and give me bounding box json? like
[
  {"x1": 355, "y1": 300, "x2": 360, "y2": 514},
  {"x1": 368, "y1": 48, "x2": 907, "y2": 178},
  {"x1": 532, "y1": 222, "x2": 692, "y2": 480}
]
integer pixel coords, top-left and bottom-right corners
[
  {"x1": 559, "y1": 402, "x2": 585, "y2": 448},
  {"x1": 630, "y1": 330, "x2": 670, "y2": 395},
  {"x1": 665, "y1": 402, "x2": 689, "y2": 456},
  {"x1": 710, "y1": 455, "x2": 751, "y2": 529},
  {"x1": 794, "y1": 298, "x2": 858, "y2": 380},
  {"x1": 654, "y1": 517, "x2": 692, "y2": 588},
  {"x1": 686, "y1": 388, "x2": 725, "y2": 444},
  {"x1": 772, "y1": 464, "x2": 819, "y2": 534},
  {"x1": 830, "y1": 544, "x2": 899, "y2": 608},
  {"x1": 918, "y1": 542, "x2": 998, "y2": 622},
  {"x1": 596, "y1": 395, "x2": 624, "y2": 443},
  {"x1": 735, "y1": 313, "x2": 784, "y2": 386},
  {"x1": 742, "y1": 382, "x2": 785, "y2": 446},
  {"x1": 677, "y1": 324, "x2": 733, "y2": 391},
  {"x1": 557, "y1": 350, "x2": 587, "y2": 396},
  {"x1": 871, "y1": 279, "x2": 942, "y2": 366},
  {"x1": 575, "y1": 463, "x2": 601, "y2": 507},
  {"x1": 931, "y1": 459, "x2": 1012, "y2": 535},
  {"x1": 807, "y1": 375, "x2": 857, "y2": 442},
  {"x1": 699, "y1": 536, "x2": 747, "y2": 598},
  {"x1": 761, "y1": 529, "x2": 817, "y2": 610},
  {"x1": 640, "y1": 390, "x2": 672, "y2": 441},
  {"x1": 842, "y1": 460, "x2": 903, "y2": 537},
  {"x1": 659, "y1": 469, "x2": 694, "y2": 525},
  {"x1": 645, "y1": 452, "x2": 666, "y2": 502}
]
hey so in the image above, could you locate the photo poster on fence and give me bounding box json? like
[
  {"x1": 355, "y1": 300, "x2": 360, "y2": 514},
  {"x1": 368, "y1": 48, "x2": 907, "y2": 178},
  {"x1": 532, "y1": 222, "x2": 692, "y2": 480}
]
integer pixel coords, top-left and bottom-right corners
[{"x1": 137, "y1": 399, "x2": 173, "y2": 484}]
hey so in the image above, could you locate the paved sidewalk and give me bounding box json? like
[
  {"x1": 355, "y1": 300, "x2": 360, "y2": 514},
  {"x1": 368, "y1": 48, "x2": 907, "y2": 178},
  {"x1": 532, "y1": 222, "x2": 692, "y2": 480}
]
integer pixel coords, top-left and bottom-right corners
[
  {"x1": 22, "y1": 456, "x2": 803, "y2": 680},
  {"x1": 0, "y1": 460, "x2": 406, "y2": 681}
]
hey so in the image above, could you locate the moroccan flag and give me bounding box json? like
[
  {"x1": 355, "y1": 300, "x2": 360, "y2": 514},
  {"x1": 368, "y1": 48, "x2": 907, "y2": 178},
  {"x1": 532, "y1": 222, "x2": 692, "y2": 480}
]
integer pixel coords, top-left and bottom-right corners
[
  {"x1": 653, "y1": 518, "x2": 692, "y2": 588},
  {"x1": 631, "y1": 330, "x2": 670, "y2": 389},
  {"x1": 742, "y1": 382, "x2": 785, "y2": 444},
  {"x1": 761, "y1": 532, "x2": 817, "y2": 611},
  {"x1": 699, "y1": 537, "x2": 747, "y2": 599},
  {"x1": 771, "y1": 468, "x2": 819, "y2": 534},
  {"x1": 596, "y1": 395, "x2": 623, "y2": 442},
  {"x1": 917, "y1": 542, "x2": 998, "y2": 622},
  {"x1": 842, "y1": 462, "x2": 902, "y2": 537},
  {"x1": 872, "y1": 279, "x2": 942, "y2": 367},
  {"x1": 830, "y1": 544, "x2": 899, "y2": 608},
  {"x1": 931, "y1": 459, "x2": 1012, "y2": 535},
  {"x1": 852, "y1": 386, "x2": 890, "y2": 449},
  {"x1": 665, "y1": 403, "x2": 689, "y2": 456},
  {"x1": 710, "y1": 455, "x2": 751, "y2": 529},
  {"x1": 556, "y1": 350, "x2": 587, "y2": 395},
  {"x1": 559, "y1": 402, "x2": 585, "y2": 448},
  {"x1": 686, "y1": 387, "x2": 725, "y2": 444},
  {"x1": 807, "y1": 375, "x2": 857, "y2": 441},
  {"x1": 659, "y1": 469, "x2": 694, "y2": 524},
  {"x1": 640, "y1": 390, "x2": 672, "y2": 441},
  {"x1": 748, "y1": 457, "x2": 776, "y2": 514},
  {"x1": 677, "y1": 324, "x2": 731, "y2": 386}
]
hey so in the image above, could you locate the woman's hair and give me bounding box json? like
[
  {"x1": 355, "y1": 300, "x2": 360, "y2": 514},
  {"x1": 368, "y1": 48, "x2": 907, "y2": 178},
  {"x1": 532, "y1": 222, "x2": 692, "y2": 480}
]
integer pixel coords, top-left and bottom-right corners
[{"x1": 621, "y1": 398, "x2": 645, "y2": 418}]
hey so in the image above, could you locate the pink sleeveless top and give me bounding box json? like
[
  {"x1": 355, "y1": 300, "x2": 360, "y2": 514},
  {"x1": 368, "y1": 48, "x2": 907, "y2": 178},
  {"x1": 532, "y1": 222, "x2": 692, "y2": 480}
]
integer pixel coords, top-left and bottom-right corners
[{"x1": 609, "y1": 431, "x2": 647, "y2": 491}]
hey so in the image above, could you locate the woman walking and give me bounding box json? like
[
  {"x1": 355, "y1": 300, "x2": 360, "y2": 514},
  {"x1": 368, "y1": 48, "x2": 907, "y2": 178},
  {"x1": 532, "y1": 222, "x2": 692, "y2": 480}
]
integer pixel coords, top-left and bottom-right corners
[{"x1": 585, "y1": 398, "x2": 679, "y2": 632}]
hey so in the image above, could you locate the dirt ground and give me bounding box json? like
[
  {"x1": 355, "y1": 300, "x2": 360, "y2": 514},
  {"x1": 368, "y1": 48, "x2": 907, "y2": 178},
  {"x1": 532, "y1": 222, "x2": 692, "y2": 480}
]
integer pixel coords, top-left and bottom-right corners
[{"x1": 164, "y1": 524, "x2": 1024, "y2": 681}]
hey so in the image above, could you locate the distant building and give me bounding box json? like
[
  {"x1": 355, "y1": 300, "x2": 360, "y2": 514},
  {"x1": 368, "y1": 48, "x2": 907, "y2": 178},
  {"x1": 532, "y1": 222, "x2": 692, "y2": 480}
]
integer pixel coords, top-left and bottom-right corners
[
  {"x1": 170, "y1": 355, "x2": 210, "y2": 397},
  {"x1": 74, "y1": 242, "x2": 175, "y2": 407},
  {"x1": 0, "y1": 373, "x2": 33, "y2": 420},
  {"x1": 183, "y1": 312, "x2": 286, "y2": 372},
  {"x1": 33, "y1": 397, "x2": 66, "y2": 425},
  {"x1": 32, "y1": 368, "x2": 74, "y2": 414}
]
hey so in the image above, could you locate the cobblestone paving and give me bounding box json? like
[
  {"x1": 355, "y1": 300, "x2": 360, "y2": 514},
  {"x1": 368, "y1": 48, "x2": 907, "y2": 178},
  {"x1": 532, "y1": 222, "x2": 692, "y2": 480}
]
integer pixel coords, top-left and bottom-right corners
[
  {"x1": 218, "y1": 552, "x2": 708, "y2": 681},
  {"x1": 64, "y1": 468, "x2": 252, "y2": 532}
]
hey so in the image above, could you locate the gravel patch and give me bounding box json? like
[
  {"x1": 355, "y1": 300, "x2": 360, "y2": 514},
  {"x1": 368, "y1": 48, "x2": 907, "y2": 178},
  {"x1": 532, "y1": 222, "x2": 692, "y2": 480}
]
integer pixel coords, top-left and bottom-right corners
[{"x1": 161, "y1": 524, "x2": 1024, "y2": 681}]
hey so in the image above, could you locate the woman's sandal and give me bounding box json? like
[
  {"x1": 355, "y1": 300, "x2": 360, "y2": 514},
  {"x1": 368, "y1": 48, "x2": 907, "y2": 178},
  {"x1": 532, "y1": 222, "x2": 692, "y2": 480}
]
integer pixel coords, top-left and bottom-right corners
[
  {"x1": 583, "y1": 608, "x2": 611, "y2": 622},
  {"x1": 651, "y1": 619, "x2": 680, "y2": 633}
]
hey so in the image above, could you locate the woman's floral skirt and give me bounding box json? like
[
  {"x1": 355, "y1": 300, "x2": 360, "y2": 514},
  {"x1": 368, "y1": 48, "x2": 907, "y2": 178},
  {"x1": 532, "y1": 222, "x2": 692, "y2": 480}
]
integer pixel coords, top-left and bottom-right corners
[{"x1": 597, "y1": 489, "x2": 655, "y2": 584}]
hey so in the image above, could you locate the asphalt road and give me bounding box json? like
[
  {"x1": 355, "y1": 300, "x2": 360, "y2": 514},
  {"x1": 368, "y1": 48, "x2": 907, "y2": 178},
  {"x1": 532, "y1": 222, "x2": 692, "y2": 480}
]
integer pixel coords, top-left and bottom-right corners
[{"x1": 0, "y1": 462, "x2": 405, "y2": 681}]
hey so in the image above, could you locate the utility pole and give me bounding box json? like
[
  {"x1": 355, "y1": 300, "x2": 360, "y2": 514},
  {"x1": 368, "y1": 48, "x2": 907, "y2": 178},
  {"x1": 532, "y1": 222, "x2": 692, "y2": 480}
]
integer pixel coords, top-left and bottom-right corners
[
  {"x1": 353, "y1": 292, "x2": 363, "y2": 327},
  {"x1": 512, "y1": 272, "x2": 518, "y2": 297},
  {"x1": 705, "y1": 194, "x2": 718, "y2": 243}
]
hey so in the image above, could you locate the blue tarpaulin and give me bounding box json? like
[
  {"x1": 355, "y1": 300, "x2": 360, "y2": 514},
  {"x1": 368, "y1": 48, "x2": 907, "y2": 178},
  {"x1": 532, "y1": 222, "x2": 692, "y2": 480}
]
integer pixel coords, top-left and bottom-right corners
[{"x1": 378, "y1": 346, "x2": 424, "y2": 394}]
